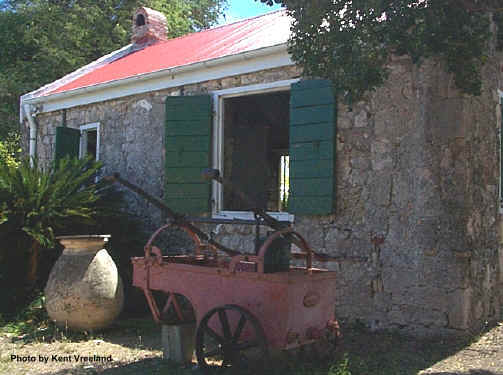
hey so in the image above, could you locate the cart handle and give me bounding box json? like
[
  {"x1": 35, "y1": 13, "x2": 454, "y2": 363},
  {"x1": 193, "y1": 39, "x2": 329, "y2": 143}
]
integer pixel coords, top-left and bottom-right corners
[
  {"x1": 256, "y1": 228, "x2": 313, "y2": 271},
  {"x1": 144, "y1": 222, "x2": 207, "y2": 260},
  {"x1": 228, "y1": 228, "x2": 295, "y2": 274},
  {"x1": 228, "y1": 229, "x2": 313, "y2": 273}
]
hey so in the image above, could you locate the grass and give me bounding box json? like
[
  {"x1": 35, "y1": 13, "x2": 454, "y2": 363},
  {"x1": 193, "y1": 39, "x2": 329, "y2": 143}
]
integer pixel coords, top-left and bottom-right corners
[
  {"x1": 0, "y1": 293, "x2": 104, "y2": 344},
  {"x1": 1, "y1": 297, "x2": 501, "y2": 375}
]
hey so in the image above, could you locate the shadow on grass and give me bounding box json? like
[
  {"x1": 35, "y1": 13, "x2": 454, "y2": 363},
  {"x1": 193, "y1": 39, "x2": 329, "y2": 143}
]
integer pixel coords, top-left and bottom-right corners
[
  {"x1": 332, "y1": 322, "x2": 502, "y2": 375},
  {"x1": 43, "y1": 358, "x2": 193, "y2": 375},
  {"x1": 2, "y1": 314, "x2": 163, "y2": 351},
  {"x1": 334, "y1": 329, "x2": 453, "y2": 374},
  {"x1": 38, "y1": 319, "x2": 503, "y2": 375},
  {"x1": 96, "y1": 315, "x2": 164, "y2": 351}
]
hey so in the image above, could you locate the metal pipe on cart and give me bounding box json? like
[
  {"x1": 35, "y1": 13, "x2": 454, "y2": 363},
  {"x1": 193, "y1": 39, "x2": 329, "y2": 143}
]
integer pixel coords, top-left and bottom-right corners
[
  {"x1": 202, "y1": 169, "x2": 368, "y2": 264},
  {"x1": 105, "y1": 172, "x2": 367, "y2": 264},
  {"x1": 202, "y1": 168, "x2": 310, "y2": 252},
  {"x1": 103, "y1": 173, "x2": 240, "y2": 257}
]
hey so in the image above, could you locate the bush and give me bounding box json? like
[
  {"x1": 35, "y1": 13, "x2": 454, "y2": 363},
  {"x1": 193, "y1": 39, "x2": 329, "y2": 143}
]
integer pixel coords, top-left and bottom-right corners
[
  {"x1": 0, "y1": 133, "x2": 21, "y2": 168},
  {"x1": 0, "y1": 156, "x2": 107, "y2": 316},
  {"x1": 0, "y1": 156, "x2": 152, "y2": 318}
]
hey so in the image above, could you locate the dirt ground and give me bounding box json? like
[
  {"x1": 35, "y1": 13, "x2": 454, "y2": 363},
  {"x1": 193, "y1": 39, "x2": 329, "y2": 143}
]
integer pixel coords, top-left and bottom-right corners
[
  {"x1": 1, "y1": 317, "x2": 502, "y2": 375},
  {"x1": 0, "y1": 318, "x2": 171, "y2": 375}
]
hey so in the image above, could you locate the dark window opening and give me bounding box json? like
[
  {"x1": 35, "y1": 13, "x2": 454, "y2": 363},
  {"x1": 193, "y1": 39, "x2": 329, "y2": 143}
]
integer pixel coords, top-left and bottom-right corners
[
  {"x1": 136, "y1": 14, "x2": 146, "y2": 26},
  {"x1": 223, "y1": 91, "x2": 290, "y2": 212},
  {"x1": 85, "y1": 129, "x2": 97, "y2": 160}
]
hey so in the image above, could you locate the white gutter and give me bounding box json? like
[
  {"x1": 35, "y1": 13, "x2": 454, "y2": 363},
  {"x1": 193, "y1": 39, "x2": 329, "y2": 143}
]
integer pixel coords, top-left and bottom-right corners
[
  {"x1": 23, "y1": 104, "x2": 38, "y2": 166},
  {"x1": 22, "y1": 43, "x2": 292, "y2": 111}
]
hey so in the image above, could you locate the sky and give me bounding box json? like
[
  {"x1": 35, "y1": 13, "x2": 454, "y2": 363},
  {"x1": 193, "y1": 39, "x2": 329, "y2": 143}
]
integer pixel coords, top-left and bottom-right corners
[{"x1": 219, "y1": 0, "x2": 283, "y2": 24}]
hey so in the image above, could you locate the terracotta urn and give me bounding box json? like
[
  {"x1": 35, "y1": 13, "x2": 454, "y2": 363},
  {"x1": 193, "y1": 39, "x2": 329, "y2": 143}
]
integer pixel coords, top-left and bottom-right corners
[{"x1": 44, "y1": 235, "x2": 124, "y2": 331}]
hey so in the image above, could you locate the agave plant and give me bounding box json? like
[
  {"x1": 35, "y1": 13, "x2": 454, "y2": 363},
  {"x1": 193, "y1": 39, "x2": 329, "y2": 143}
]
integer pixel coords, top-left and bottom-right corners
[{"x1": 0, "y1": 156, "x2": 105, "y2": 289}]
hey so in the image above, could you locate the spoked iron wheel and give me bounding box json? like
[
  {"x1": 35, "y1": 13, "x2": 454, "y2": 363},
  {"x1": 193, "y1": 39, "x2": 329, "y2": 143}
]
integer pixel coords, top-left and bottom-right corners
[
  {"x1": 196, "y1": 304, "x2": 268, "y2": 374},
  {"x1": 149, "y1": 291, "x2": 195, "y2": 324}
]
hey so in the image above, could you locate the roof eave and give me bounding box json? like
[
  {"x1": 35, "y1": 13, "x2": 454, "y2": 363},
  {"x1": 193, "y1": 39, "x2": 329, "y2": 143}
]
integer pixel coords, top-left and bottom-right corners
[{"x1": 21, "y1": 43, "x2": 293, "y2": 114}]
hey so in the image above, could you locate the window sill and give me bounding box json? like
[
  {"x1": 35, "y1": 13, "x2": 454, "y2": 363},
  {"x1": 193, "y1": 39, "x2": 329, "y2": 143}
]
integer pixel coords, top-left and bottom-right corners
[{"x1": 213, "y1": 210, "x2": 294, "y2": 223}]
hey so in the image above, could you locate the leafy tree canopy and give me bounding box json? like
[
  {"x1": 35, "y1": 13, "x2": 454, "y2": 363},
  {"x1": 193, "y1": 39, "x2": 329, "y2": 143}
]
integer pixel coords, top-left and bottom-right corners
[
  {"x1": 258, "y1": 0, "x2": 503, "y2": 103},
  {"x1": 0, "y1": 0, "x2": 227, "y2": 140}
]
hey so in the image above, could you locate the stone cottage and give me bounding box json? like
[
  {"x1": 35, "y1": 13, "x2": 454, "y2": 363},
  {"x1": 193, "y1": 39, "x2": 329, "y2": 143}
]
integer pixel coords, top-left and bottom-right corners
[{"x1": 20, "y1": 7, "x2": 503, "y2": 336}]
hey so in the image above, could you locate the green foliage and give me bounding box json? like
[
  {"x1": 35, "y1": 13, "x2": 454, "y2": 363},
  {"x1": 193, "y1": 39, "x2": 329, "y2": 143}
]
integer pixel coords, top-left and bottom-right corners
[
  {"x1": 258, "y1": 0, "x2": 502, "y2": 103},
  {"x1": 1, "y1": 293, "x2": 48, "y2": 337},
  {"x1": 0, "y1": 155, "x2": 149, "y2": 317},
  {"x1": 0, "y1": 132, "x2": 20, "y2": 168},
  {"x1": 328, "y1": 354, "x2": 352, "y2": 375},
  {"x1": 0, "y1": 293, "x2": 101, "y2": 342},
  {"x1": 144, "y1": 0, "x2": 228, "y2": 35},
  {"x1": 0, "y1": 156, "x2": 104, "y2": 248},
  {"x1": 0, "y1": 156, "x2": 141, "y2": 317},
  {"x1": 0, "y1": 0, "x2": 227, "y2": 144}
]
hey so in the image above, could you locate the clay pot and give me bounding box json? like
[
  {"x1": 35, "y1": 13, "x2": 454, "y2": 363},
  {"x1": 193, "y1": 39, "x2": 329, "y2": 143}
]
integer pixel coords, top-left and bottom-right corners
[{"x1": 44, "y1": 235, "x2": 124, "y2": 331}]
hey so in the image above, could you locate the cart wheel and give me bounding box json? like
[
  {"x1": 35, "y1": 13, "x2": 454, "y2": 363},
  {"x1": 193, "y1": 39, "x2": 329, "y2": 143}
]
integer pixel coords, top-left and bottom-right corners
[
  {"x1": 150, "y1": 291, "x2": 195, "y2": 324},
  {"x1": 196, "y1": 304, "x2": 268, "y2": 374}
]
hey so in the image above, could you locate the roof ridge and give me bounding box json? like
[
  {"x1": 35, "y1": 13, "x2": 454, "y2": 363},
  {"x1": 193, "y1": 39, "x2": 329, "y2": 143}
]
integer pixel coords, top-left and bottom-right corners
[
  {"x1": 28, "y1": 8, "x2": 291, "y2": 98},
  {"x1": 215, "y1": 8, "x2": 286, "y2": 29},
  {"x1": 158, "y1": 8, "x2": 287, "y2": 44}
]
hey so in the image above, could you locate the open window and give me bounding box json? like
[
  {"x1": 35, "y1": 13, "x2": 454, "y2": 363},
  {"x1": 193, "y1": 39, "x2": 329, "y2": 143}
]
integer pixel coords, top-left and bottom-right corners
[
  {"x1": 79, "y1": 123, "x2": 100, "y2": 161},
  {"x1": 210, "y1": 81, "x2": 297, "y2": 221},
  {"x1": 222, "y1": 91, "x2": 290, "y2": 213},
  {"x1": 54, "y1": 122, "x2": 100, "y2": 163},
  {"x1": 164, "y1": 79, "x2": 336, "y2": 218}
]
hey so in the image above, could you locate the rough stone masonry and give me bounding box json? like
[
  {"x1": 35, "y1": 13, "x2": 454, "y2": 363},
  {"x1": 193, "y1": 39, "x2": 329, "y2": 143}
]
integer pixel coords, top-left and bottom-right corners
[{"x1": 27, "y1": 52, "x2": 503, "y2": 336}]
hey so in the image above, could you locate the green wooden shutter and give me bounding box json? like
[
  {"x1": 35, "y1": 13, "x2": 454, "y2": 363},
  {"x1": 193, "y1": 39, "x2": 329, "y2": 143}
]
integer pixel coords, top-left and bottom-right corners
[
  {"x1": 288, "y1": 79, "x2": 336, "y2": 215},
  {"x1": 54, "y1": 127, "x2": 80, "y2": 163},
  {"x1": 165, "y1": 95, "x2": 212, "y2": 214}
]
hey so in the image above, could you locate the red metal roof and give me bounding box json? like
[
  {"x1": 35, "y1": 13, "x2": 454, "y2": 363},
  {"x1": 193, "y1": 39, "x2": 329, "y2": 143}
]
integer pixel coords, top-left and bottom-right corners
[{"x1": 49, "y1": 10, "x2": 290, "y2": 95}]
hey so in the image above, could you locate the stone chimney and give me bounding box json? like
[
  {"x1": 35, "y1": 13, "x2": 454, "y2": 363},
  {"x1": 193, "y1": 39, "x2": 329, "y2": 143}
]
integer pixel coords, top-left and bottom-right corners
[{"x1": 132, "y1": 7, "x2": 167, "y2": 46}]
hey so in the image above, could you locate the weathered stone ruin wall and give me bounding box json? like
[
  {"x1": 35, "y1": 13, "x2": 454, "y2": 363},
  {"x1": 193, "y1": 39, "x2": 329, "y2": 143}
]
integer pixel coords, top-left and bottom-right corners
[
  {"x1": 28, "y1": 66, "x2": 300, "y2": 232},
  {"x1": 450, "y1": 54, "x2": 503, "y2": 332},
  {"x1": 26, "y1": 57, "x2": 503, "y2": 335},
  {"x1": 211, "y1": 56, "x2": 503, "y2": 335}
]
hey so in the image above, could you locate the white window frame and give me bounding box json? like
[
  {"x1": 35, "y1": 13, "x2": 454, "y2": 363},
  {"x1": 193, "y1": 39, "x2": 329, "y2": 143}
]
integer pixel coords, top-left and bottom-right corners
[
  {"x1": 79, "y1": 122, "x2": 100, "y2": 161},
  {"x1": 210, "y1": 79, "x2": 299, "y2": 222}
]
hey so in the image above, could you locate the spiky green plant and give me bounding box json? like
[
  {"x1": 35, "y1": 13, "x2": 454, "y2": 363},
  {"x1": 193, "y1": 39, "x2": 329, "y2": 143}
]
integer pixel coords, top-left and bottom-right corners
[
  {"x1": 0, "y1": 156, "x2": 103, "y2": 248},
  {"x1": 0, "y1": 155, "x2": 107, "y2": 311}
]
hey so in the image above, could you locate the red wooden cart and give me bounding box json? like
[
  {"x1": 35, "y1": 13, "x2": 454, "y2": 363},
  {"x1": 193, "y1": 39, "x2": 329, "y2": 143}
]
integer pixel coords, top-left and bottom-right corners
[
  {"x1": 107, "y1": 172, "x2": 339, "y2": 371},
  {"x1": 132, "y1": 223, "x2": 338, "y2": 371}
]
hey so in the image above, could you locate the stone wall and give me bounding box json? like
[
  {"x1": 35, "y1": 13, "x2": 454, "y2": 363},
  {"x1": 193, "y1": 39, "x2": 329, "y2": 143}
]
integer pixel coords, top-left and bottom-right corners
[
  {"x1": 26, "y1": 58, "x2": 503, "y2": 335},
  {"x1": 31, "y1": 66, "x2": 300, "y2": 233},
  {"x1": 211, "y1": 56, "x2": 503, "y2": 335},
  {"x1": 452, "y1": 55, "x2": 503, "y2": 332}
]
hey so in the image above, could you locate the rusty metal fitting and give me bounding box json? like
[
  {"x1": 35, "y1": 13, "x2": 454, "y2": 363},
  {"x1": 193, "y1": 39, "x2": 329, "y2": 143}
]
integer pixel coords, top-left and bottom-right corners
[
  {"x1": 327, "y1": 319, "x2": 342, "y2": 337},
  {"x1": 305, "y1": 327, "x2": 323, "y2": 340}
]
